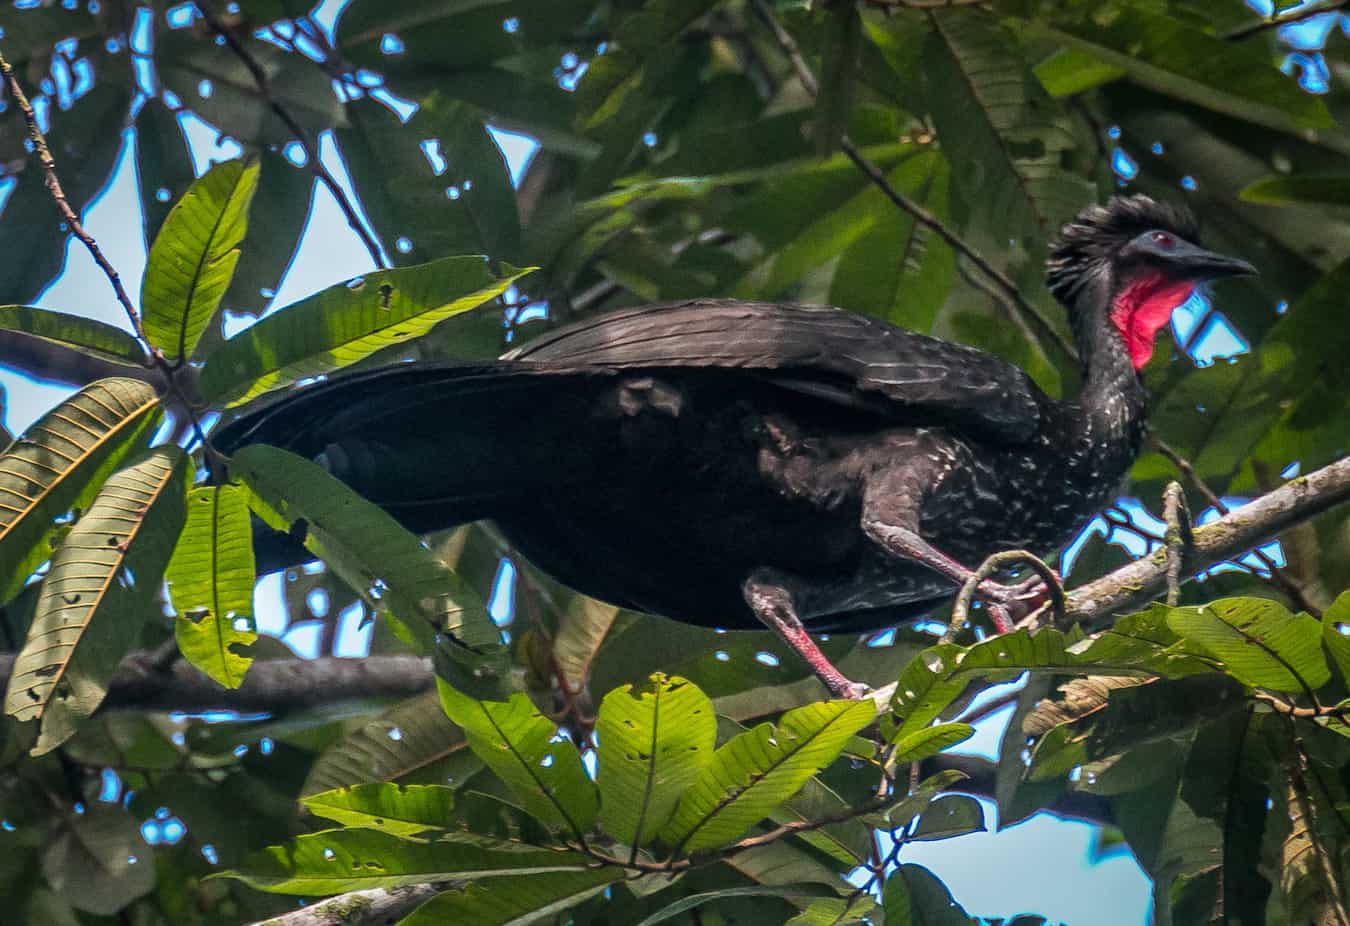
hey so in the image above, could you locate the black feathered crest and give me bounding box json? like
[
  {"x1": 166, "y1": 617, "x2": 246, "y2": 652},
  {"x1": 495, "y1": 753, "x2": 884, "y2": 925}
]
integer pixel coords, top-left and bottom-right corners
[{"x1": 1045, "y1": 195, "x2": 1200, "y2": 305}]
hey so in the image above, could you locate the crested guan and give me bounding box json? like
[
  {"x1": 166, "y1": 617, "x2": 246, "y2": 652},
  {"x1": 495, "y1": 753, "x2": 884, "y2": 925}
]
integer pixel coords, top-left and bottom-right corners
[{"x1": 215, "y1": 195, "x2": 1254, "y2": 698}]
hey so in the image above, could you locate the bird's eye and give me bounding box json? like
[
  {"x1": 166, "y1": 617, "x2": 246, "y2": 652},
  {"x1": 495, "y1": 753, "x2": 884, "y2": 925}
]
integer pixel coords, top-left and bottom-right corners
[{"x1": 1150, "y1": 231, "x2": 1176, "y2": 250}]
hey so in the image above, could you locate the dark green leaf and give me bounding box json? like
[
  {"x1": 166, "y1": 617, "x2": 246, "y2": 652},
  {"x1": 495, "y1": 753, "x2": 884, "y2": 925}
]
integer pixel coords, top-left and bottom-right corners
[
  {"x1": 399, "y1": 869, "x2": 622, "y2": 925},
  {"x1": 41, "y1": 804, "x2": 155, "y2": 916},
  {"x1": 134, "y1": 98, "x2": 197, "y2": 246},
  {"x1": 0, "y1": 306, "x2": 145, "y2": 367}
]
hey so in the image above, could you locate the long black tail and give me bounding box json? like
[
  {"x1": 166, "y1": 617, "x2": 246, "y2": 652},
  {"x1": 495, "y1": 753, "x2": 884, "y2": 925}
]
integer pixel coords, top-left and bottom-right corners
[{"x1": 213, "y1": 361, "x2": 603, "y2": 571}]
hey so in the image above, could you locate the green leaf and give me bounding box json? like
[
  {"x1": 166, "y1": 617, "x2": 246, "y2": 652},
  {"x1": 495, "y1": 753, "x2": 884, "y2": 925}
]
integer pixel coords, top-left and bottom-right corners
[
  {"x1": 302, "y1": 783, "x2": 456, "y2": 836},
  {"x1": 882, "y1": 769, "x2": 970, "y2": 830},
  {"x1": 1240, "y1": 173, "x2": 1350, "y2": 208},
  {"x1": 891, "y1": 722, "x2": 975, "y2": 763},
  {"x1": 828, "y1": 150, "x2": 954, "y2": 332},
  {"x1": 1322, "y1": 592, "x2": 1350, "y2": 685},
  {"x1": 785, "y1": 896, "x2": 877, "y2": 926},
  {"x1": 336, "y1": 95, "x2": 521, "y2": 267},
  {"x1": 141, "y1": 158, "x2": 260, "y2": 363},
  {"x1": 218, "y1": 828, "x2": 592, "y2": 895},
  {"x1": 135, "y1": 97, "x2": 198, "y2": 246},
  {"x1": 910, "y1": 795, "x2": 985, "y2": 841},
  {"x1": 0, "y1": 306, "x2": 145, "y2": 367},
  {"x1": 1033, "y1": 47, "x2": 1126, "y2": 97},
  {"x1": 41, "y1": 804, "x2": 156, "y2": 916},
  {"x1": 1166, "y1": 598, "x2": 1331, "y2": 693},
  {"x1": 661, "y1": 699, "x2": 875, "y2": 853},
  {"x1": 397, "y1": 869, "x2": 622, "y2": 926},
  {"x1": 595, "y1": 673, "x2": 716, "y2": 847},
  {"x1": 0, "y1": 384, "x2": 161, "y2": 610},
  {"x1": 551, "y1": 595, "x2": 623, "y2": 697},
  {"x1": 883, "y1": 863, "x2": 978, "y2": 925},
  {"x1": 815, "y1": 5, "x2": 860, "y2": 157},
  {"x1": 218, "y1": 150, "x2": 316, "y2": 323},
  {"x1": 924, "y1": 10, "x2": 1090, "y2": 252},
  {"x1": 1023, "y1": 6, "x2": 1334, "y2": 135},
  {"x1": 5, "y1": 448, "x2": 188, "y2": 754},
  {"x1": 438, "y1": 682, "x2": 600, "y2": 837},
  {"x1": 231, "y1": 445, "x2": 506, "y2": 693},
  {"x1": 167, "y1": 485, "x2": 257, "y2": 689},
  {"x1": 633, "y1": 886, "x2": 837, "y2": 926},
  {"x1": 303, "y1": 690, "x2": 480, "y2": 796},
  {"x1": 200, "y1": 256, "x2": 533, "y2": 405},
  {"x1": 0, "y1": 85, "x2": 131, "y2": 304}
]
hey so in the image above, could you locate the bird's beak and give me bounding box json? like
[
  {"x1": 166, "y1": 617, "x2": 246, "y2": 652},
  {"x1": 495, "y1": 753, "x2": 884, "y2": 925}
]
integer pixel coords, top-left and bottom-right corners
[{"x1": 1174, "y1": 242, "x2": 1257, "y2": 281}]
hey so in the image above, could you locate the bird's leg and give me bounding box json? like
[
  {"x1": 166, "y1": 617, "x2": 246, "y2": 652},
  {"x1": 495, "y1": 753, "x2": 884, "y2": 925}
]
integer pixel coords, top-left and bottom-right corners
[{"x1": 742, "y1": 571, "x2": 869, "y2": 699}]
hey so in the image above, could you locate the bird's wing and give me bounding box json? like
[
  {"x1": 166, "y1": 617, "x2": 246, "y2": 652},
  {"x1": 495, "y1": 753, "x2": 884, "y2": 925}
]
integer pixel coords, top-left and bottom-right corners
[{"x1": 505, "y1": 299, "x2": 1047, "y2": 443}]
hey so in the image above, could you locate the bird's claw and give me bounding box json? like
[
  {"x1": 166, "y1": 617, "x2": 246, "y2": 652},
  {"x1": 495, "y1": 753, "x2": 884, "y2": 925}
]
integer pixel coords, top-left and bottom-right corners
[{"x1": 975, "y1": 569, "x2": 1060, "y2": 633}]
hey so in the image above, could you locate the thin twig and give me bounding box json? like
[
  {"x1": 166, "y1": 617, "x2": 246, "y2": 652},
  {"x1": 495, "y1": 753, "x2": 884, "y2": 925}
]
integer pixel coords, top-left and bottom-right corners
[
  {"x1": 0, "y1": 53, "x2": 149, "y2": 353},
  {"x1": 195, "y1": 1, "x2": 388, "y2": 270},
  {"x1": 1162, "y1": 481, "x2": 1191, "y2": 606},
  {"x1": 942, "y1": 549, "x2": 1066, "y2": 643},
  {"x1": 1151, "y1": 436, "x2": 1321, "y2": 615},
  {"x1": 748, "y1": 0, "x2": 1077, "y2": 366},
  {"x1": 1227, "y1": 0, "x2": 1350, "y2": 40}
]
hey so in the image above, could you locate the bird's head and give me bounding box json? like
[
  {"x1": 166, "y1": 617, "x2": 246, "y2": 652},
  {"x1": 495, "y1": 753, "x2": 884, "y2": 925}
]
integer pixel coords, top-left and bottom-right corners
[{"x1": 1046, "y1": 195, "x2": 1256, "y2": 370}]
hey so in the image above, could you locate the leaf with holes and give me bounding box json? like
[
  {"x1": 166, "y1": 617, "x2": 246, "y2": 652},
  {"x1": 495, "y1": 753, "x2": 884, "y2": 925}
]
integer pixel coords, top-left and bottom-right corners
[
  {"x1": 438, "y1": 682, "x2": 598, "y2": 837},
  {"x1": 0, "y1": 378, "x2": 162, "y2": 607},
  {"x1": 302, "y1": 783, "x2": 456, "y2": 837},
  {"x1": 231, "y1": 445, "x2": 506, "y2": 695},
  {"x1": 661, "y1": 699, "x2": 875, "y2": 853},
  {"x1": 5, "y1": 448, "x2": 188, "y2": 754},
  {"x1": 217, "y1": 828, "x2": 593, "y2": 895},
  {"x1": 200, "y1": 256, "x2": 533, "y2": 405},
  {"x1": 0, "y1": 306, "x2": 146, "y2": 367},
  {"x1": 398, "y1": 869, "x2": 623, "y2": 926},
  {"x1": 303, "y1": 690, "x2": 480, "y2": 797},
  {"x1": 596, "y1": 674, "x2": 715, "y2": 848},
  {"x1": 141, "y1": 158, "x2": 259, "y2": 363},
  {"x1": 1166, "y1": 598, "x2": 1331, "y2": 693},
  {"x1": 167, "y1": 485, "x2": 257, "y2": 689}
]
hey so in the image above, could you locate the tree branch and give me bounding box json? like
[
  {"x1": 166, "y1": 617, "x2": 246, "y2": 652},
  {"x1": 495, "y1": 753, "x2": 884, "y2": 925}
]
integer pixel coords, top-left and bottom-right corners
[
  {"x1": 249, "y1": 883, "x2": 445, "y2": 926},
  {"x1": 1227, "y1": 0, "x2": 1350, "y2": 40},
  {"x1": 195, "y1": 1, "x2": 389, "y2": 271},
  {"x1": 0, "y1": 52, "x2": 149, "y2": 351},
  {"x1": 1067, "y1": 455, "x2": 1350, "y2": 625},
  {"x1": 0, "y1": 653, "x2": 434, "y2": 713}
]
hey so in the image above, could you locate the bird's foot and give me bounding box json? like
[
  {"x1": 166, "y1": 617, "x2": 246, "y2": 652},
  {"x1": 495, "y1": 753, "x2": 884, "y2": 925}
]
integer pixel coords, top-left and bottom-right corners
[{"x1": 974, "y1": 571, "x2": 1061, "y2": 633}]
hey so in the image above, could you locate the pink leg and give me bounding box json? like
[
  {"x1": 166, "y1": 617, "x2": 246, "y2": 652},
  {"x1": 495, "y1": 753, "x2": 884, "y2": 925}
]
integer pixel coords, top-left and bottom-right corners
[{"x1": 743, "y1": 574, "x2": 867, "y2": 699}]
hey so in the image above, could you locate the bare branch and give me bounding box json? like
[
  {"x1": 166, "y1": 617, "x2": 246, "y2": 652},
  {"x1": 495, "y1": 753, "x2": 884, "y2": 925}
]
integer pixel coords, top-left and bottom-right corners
[
  {"x1": 1069, "y1": 455, "x2": 1350, "y2": 625},
  {"x1": 249, "y1": 884, "x2": 444, "y2": 926},
  {"x1": 0, "y1": 53, "x2": 149, "y2": 352},
  {"x1": 1227, "y1": 0, "x2": 1350, "y2": 40},
  {"x1": 747, "y1": 0, "x2": 1076, "y2": 365},
  {"x1": 194, "y1": 1, "x2": 389, "y2": 271},
  {"x1": 0, "y1": 652, "x2": 434, "y2": 713}
]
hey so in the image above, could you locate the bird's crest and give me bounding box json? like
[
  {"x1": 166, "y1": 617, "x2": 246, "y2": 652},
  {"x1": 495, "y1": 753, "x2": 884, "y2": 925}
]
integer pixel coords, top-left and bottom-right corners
[{"x1": 1046, "y1": 195, "x2": 1200, "y2": 305}]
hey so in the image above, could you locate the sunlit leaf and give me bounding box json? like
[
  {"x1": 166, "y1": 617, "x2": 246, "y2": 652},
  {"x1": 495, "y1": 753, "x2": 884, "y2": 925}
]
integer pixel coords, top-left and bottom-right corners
[
  {"x1": 661, "y1": 699, "x2": 875, "y2": 852},
  {"x1": 200, "y1": 256, "x2": 532, "y2": 405},
  {"x1": 1322, "y1": 592, "x2": 1350, "y2": 685},
  {"x1": 595, "y1": 673, "x2": 715, "y2": 847},
  {"x1": 0, "y1": 306, "x2": 145, "y2": 367},
  {"x1": 891, "y1": 722, "x2": 974, "y2": 763},
  {"x1": 5, "y1": 448, "x2": 188, "y2": 754},
  {"x1": 438, "y1": 682, "x2": 599, "y2": 837},
  {"x1": 141, "y1": 158, "x2": 259, "y2": 363},
  {"x1": 167, "y1": 485, "x2": 257, "y2": 689},
  {"x1": 1167, "y1": 598, "x2": 1331, "y2": 693},
  {"x1": 302, "y1": 782, "x2": 455, "y2": 837},
  {"x1": 218, "y1": 828, "x2": 592, "y2": 894}
]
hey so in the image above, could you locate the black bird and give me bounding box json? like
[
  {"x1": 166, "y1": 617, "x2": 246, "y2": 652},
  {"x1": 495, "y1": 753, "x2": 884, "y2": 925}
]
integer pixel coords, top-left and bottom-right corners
[{"x1": 217, "y1": 196, "x2": 1254, "y2": 697}]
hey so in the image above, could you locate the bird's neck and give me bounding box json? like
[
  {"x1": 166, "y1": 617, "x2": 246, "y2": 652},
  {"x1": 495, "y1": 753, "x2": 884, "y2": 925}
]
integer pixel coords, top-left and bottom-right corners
[{"x1": 1072, "y1": 276, "x2": 1149, "y2": 446}]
